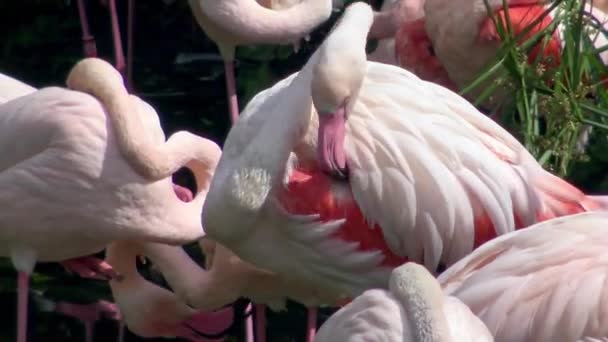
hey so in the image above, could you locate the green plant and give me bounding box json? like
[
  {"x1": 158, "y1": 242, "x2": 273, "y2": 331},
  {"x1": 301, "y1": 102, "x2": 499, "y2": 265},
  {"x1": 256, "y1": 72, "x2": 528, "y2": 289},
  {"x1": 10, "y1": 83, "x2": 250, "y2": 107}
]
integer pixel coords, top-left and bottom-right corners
[{"x1": 463, "y1": 0, "x2": 608, "y2": 176}]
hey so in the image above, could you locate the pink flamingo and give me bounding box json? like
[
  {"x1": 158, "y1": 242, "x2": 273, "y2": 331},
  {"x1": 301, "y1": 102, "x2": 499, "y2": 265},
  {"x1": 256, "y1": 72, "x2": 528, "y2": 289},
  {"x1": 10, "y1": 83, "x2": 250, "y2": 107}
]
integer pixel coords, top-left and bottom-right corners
[
  {"x1": 106, "y1": 241, "x2": 235, "y2": 341},
  {"x1": 187, "y1": 0, "x2": 334, "y2": 124},
  {"x1": 121, "y1": 238, "x2": 338, "y2": 342},
  {"x1": 188, "y1": 1, "x2": 338, "y2": 339},
  {"x1": 423, "y1": 0, "x2": 608, "y2": 95},
  {"x1": 75, "y1": 0, "x2": 135, "y2": 90},
  {"x1": 201, "y1": 0, "x2": 608, "y2": 315},
  {"x1": 316, "y1": 262, "x2": 493, "y2": 342},
  {"x1": 365, "y1": 0, "x2": 457, "y2": 89},
  {"x1": 0, "y1": 57, "x2": 220, "y2": 342},
  {"x1": 438, "y1": 211, "x2": 608, "y2": 341}
]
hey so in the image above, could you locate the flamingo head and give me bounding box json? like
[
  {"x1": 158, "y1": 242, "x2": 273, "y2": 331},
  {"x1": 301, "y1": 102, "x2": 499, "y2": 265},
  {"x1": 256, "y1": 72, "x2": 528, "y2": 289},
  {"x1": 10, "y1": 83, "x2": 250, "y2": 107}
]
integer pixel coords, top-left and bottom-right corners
[
  {"x1": 311, "y1": 2, "x2": 373, "y2": 179},
  {"x1": 478, "y1": 0, "x2": 561, "y2": 67}
]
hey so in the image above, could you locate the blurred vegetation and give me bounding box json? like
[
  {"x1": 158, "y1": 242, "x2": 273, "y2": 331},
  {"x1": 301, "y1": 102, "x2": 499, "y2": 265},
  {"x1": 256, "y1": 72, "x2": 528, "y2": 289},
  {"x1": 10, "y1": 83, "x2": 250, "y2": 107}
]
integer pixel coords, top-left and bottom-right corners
[{"x1": 0, "y1": 0, "x2": 607, "y2": 341}]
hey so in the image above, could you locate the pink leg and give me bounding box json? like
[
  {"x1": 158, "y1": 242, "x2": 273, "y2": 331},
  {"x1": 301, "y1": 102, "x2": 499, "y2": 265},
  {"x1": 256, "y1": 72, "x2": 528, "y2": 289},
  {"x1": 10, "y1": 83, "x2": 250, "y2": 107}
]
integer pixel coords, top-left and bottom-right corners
[
  {"x1": 61, "y1": 256, "x2": 120, "y2": 280},
  {"x1": 245, "y1": 303, "x2": 254, "y2": 342},
  {"x1": 126, "y1": 0, "x2": 135, "y2": 91},
  {"x1": 255, "y1": 304, "x2": 266, "y2": 342},
  {"x1": 117, "y1": 321, "x2": 125, "y2": 342},
  {"x1": 223, "y1": 59, "x2": 240, "y2": 125},
  {"x1": 107, "y1": 0, "x2": 127, "y2": 82},
  {"x1": 76, "y1": 0, "x2": 98, "y2": 57},
  {"x1": 84, "y1": 321, "x2": 93, "y2": 342},
  {"x1": 306, "y1": 308, "x2": 317, "y2": 342},
  {"x1": 17, "y1": 272, "x2": 29, "y2": 342}
]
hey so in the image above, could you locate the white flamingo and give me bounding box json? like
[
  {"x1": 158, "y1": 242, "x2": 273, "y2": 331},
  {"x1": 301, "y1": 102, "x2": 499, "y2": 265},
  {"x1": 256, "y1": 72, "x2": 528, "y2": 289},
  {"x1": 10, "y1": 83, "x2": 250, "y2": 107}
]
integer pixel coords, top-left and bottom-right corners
[
  {"x1": 0, "y1": 57, "x2": 220, "y2": 342},
  {"x1": 315, "y1": 262, "x2": 493, "y2": 342},
  {"x1": 438, "y1": 211, "x2": 608, "y2": 341},
  {"x1": 201, "y1": 1, "x2": 608, "y2": 304}
]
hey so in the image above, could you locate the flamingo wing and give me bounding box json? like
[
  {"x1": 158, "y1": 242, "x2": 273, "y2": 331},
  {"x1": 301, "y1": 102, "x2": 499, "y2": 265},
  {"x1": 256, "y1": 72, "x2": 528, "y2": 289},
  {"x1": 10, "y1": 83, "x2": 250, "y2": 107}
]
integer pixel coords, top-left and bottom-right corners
[
  {"x1": 315, "y1": 288, "x2": 404, "y2": 342},
  {"x1": 438, "y1": 212, "x2": 608, "y2": 342},
  {"x1": 344, "y1": 62, "x2": 545, "y2": 270}
]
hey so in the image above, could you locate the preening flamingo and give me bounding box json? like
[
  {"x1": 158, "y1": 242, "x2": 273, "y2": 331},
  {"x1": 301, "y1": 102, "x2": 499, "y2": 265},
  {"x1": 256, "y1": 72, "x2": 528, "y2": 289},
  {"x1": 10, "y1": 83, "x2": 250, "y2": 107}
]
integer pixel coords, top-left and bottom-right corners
[
  {"x1": 106, "y1": 241, "x2": 235, "y2": 341},
  {"x1": 315, "y1": 262, "x2": 493, "y2": 342},
  {"x1": 438, "y1": 211, "x2": 608, "y2": 341},
  {"x1": 202, "y1": 1, "x2": 608, "y2": 304},
  {"x1": 187, "y1": 0, "x2": 335, "y2": 124},
  {"x1": 126, "y1": 238, "x2": 336, "y2": 342},
  {"x1": 0, "y1": 57, "x2": 220, "y2": 342}
]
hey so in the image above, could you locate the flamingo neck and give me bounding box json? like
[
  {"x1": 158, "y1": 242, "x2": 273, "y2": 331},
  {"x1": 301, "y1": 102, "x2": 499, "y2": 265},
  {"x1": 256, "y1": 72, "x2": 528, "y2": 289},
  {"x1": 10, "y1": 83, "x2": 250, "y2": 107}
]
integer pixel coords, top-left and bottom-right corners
[
  {"x1": 138, "y1": 243, "x2": 227, "y2": 310},
  {"x1": 105, "y1": 242, "x2": 143, "y2": 289},
  {"x1": 389, "y1": 264, "x2": 451, "y2": 342}
]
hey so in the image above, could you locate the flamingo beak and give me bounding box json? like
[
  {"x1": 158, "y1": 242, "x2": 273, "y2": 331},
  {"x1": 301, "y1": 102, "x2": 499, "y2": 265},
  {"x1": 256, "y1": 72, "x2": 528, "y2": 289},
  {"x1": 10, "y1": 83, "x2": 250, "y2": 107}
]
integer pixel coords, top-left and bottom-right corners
[
  {"x1": 173, "y1": 183, "x2": 194, "y2": 202},
  {"x1": 317, "y1": 104, "x2": 348, "y2": 179}
]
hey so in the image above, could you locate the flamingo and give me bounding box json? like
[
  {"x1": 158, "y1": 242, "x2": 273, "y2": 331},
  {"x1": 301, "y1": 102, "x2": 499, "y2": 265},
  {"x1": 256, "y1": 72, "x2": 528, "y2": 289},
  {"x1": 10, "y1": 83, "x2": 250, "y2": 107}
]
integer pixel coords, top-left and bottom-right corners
[
  {"x1": 201, "y1": 0, "x2": 608, "y2": 306},
  {"x1": 366, "y1": 0, "x2": 410, "y2": 65},
  {"x1": 423, "y1": 0, "x2": 608, "y2": 95},
  {"x1": 187, "y1": 0, "x2": 335, "y2": 124},
  {"x1": 123, "y1": 238, "x2": 336, "y2": 342},
  {"x1": 315, "y1": 262, "x2": 493, "y2": 342},
  {"x1": 0, "y1": 57, "x2": 220, "y2": 342},
  {"x1": 365, "y1": 0, "x2": 456, "y2": 89},
  {"x1": 105, "y1": 241, "x2": 235, "y2": 341},
  {"x1": 438, "y1": 211, "x2": 608, "y2": 341}
]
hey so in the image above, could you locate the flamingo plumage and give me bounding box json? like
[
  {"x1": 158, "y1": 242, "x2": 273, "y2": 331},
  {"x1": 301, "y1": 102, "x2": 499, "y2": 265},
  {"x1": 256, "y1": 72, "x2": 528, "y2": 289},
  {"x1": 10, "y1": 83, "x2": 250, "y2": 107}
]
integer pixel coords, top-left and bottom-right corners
[
  {"x1": 202, "y1": 1, "x2": 608, "y2": 304},
  {"x1": 438, "y1": 211, "x2": 608, "y2": 341},
  {"x1": 0, "y1": 58, "x2": 220, "y2": 342},
  {"x1": 315, "y1": 262, "x2": 493, "y2": 342}
]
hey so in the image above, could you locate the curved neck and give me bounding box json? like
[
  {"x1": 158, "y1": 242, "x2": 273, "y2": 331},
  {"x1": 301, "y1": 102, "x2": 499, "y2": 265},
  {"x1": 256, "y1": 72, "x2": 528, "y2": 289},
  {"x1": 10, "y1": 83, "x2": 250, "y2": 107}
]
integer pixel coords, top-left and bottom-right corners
[
  {"x1": 139, "y1": 242, "x2": 230, "y2": 310},
  {"x1": 389, "y1": 268, "x2": 451, "y2": 342},
  {"x1": 197, "y1": 0, "x2": 333, "y2": 45},
  {"x1": 105, "y1": 242, "x2": 142, "y2": 288}
]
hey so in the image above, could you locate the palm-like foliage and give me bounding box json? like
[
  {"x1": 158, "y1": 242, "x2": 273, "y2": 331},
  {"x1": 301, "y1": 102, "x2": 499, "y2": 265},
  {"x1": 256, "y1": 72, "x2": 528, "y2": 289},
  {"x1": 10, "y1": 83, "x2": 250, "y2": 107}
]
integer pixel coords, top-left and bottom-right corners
[{"x1": 463, "y1": 0, "x2": 608, "y2": 176}]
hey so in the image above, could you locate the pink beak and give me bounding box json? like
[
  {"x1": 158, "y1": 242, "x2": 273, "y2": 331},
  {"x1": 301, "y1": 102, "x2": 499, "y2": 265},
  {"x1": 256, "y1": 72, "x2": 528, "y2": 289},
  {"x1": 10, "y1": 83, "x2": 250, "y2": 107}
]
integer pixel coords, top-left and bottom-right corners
[
  {"x1": 173, "y1": 183, "x2": 194, "y2": 203},
  {"x1": 317, "y1": 105, "x2": 348, "y2": 178}
]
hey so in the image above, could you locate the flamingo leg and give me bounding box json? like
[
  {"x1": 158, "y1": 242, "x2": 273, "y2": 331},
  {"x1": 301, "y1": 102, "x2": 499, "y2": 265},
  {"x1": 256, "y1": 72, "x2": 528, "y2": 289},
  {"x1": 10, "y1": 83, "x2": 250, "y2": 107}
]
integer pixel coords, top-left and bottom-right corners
[
  {"x1": 76, "y1": 0, "x2": 98, "y2": 57},
  {"x1": 255, "y1": 304, "x2": 266, "y2": 342},
  {"x1": 107, "y1": 0, "x2": 127, "y2": 83},
  {"x1": 223, "y1": 59, "x2": 240, "y2": 125},
  {"x1": 117, "y1": 321, "x2": 125, "y2": 342},
  {"x1": 84, "y1": 321, "x2": 93, "y2": 342},
  {"x1": 306, "y1": 308, "x2": 317, "y2": 342},
  {"x1": 16, "y1": 272, "x2": 29, "y2": 342},
  {"x1": 126, "y1": 0, "x2": 135, "y2": 91},
  {"x1": 245, "y1": 303, "x2": 254, "y2": 342}
]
